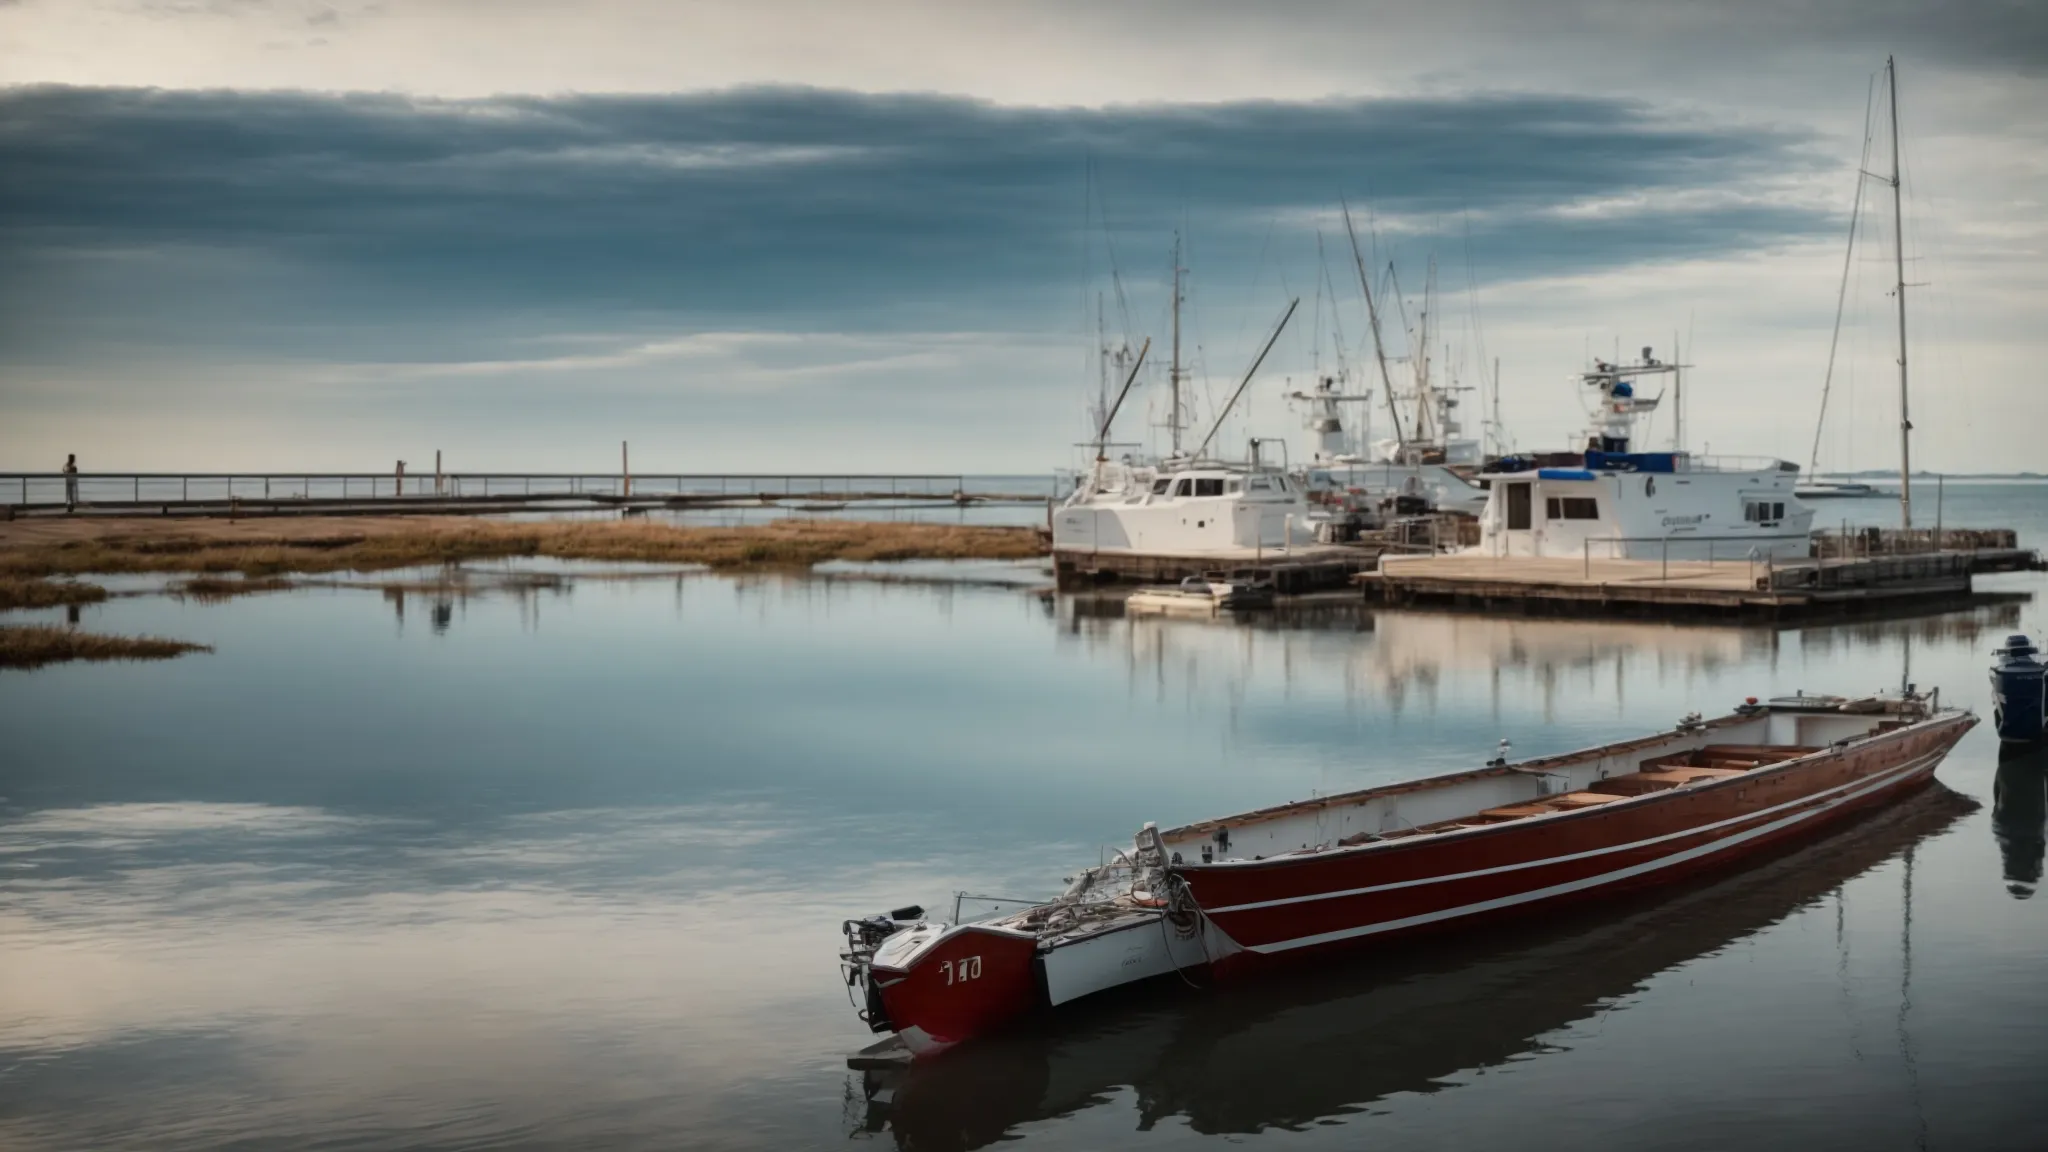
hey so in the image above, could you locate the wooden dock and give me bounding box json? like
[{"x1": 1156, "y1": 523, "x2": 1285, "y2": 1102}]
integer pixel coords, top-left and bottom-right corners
[
  {"x1": 1369, "y1": 550, "x2": 2035, "y2": 621},
  {"x1": 1052, "y1": 544, "x2": 1380, "y2": 593}
]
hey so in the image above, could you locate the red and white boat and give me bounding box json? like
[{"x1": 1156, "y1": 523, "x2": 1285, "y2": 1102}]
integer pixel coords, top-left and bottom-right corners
[{"x1": 840, "y1": 689, "x2": 1974, "y2": 1059}]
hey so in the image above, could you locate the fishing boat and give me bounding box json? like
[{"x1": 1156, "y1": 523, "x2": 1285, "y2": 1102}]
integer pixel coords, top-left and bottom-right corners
[
  {"x1": 1992, "y1": 634, "x2": 2045, "y2": 743},
  {"x1": 1471, "y1": 348, "x2": 1814, "y2": 560},
  {"x1": 840, "y1": 688, "x2": 1973, "y2": 1058},
  {"x1": 856, "y1": 785, "x2": 1973, "y2": 1138}
]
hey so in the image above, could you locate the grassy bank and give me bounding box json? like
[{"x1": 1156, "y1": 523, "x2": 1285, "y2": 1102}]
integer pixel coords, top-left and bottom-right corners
[
  {"x1": 0, "y1": 518, "x2": 1046, "y2": 578},
  {"x1": 0, "y1": 625, "x2": 211, "y2": 669},
  {"x1": 177, "y1": 576, "x2": 299, "y2": 601},
  {"x1": 0, "y1": 576, "x2": 111, "y2": 611}
]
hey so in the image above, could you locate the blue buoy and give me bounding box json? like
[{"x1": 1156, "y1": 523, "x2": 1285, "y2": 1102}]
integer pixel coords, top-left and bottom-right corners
[{"x1": 1992, "y1": 635, "x2": 2046, "y2": 743}]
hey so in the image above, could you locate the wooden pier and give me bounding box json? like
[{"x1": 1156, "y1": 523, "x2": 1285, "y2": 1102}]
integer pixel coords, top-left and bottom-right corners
[
  {"x1": 1052, "y1": 544, "x2": 1380, "y2": 593},
  {"x1": 0, "y1": 472, "x2": 1051, "y2": 520},
  {"x1": 1370, "y1": 549, "x2": 2038, "y2": 622}
]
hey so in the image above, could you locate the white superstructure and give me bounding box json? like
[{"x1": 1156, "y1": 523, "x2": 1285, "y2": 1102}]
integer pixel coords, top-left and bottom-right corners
[
  {"x1": 1287, "y1": 374, "x2": 1489, "y2": 516},
  {"x1": 1053, "y1": 457, "x2": 1313, "y2": 555},
  {"x1": 1472, "y1": 350, "x2": 1815, "y2": 560}
]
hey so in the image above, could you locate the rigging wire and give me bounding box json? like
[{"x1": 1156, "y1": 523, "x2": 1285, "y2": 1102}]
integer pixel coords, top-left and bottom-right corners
[{"x1": 1808, "y1": 71, "x2": 1881, "y2": 479}]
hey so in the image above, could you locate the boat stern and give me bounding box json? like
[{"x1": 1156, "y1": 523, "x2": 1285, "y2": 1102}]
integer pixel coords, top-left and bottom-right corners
[{"x1": 842, "y1": 914, "x2": 1041, "y2": 1059}]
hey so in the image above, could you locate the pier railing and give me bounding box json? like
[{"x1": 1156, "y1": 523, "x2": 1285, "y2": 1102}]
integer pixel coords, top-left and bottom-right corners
[
  {"x1": 0, "y1": 471, "x2": 994, "y2": 510},
  {"x1": 1574, "y1": 534, "x2": 2000, "y2": 589}
]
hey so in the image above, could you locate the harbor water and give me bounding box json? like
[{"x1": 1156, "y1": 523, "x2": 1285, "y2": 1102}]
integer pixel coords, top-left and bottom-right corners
[{"x1": 2, "y1": 483, "x2": 2046, "y2": 1150}]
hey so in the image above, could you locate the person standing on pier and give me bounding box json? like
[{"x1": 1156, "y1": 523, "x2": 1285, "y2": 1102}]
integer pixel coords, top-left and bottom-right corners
[{"x1": 62, "y1": 454, "x2": 78, "y2": 508}]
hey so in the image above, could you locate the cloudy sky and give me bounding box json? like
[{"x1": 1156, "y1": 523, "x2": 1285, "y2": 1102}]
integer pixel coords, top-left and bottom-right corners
[{"x1": 2, "y1": 1, "x2": 2043, "y2": 474}]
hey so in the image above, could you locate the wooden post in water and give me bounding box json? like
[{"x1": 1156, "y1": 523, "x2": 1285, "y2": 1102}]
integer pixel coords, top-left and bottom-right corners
[
  {"x1": 622, "y1": 441, "x2": 631, "y2": 498},
  {"x1": 436, "y1": 450, "x2": 443, "y2": 496}
]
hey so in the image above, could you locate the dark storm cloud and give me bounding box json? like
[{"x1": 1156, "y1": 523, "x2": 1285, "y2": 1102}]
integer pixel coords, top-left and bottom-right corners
[{"x1": 0, "y1": 84, "x2": 1832, "y2": 356}]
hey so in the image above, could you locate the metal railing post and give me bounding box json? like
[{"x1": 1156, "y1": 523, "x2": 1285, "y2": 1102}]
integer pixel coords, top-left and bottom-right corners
[
  {"x1": 1583, "y1": 538, "x2": 1589, "y2": 578},
  {"x1": 1662, "y1": 537, "x2": 1669, "y2": 582}
]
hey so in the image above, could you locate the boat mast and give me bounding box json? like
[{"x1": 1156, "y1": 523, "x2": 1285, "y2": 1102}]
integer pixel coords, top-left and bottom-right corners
[
  {"x1": 1887, "y1": 56, "x2": 1913, "y2": 529},
  {"x1": 1341, "y1": 200, "x2": 1406, "y2": 451},
  {"x1": 1095, "y1": 293, "x2": 1108, "y2": 438},
  {"x1": 1170, "y1": 234, "x2": 1187, "y2": 458},
  {"x1": 1491, "y1": 357, "x2": 1503, "y2": 456}
]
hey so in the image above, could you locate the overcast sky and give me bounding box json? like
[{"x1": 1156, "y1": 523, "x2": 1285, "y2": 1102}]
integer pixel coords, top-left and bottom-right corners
[{"x1": 2, "y1": 0, "x2": 2044, "y2": 473}]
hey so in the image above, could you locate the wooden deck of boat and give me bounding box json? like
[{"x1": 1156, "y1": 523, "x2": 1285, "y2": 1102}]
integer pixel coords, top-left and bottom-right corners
[{"x1": 1367, "y1": 551, "x2": 2003, "y2": 621}]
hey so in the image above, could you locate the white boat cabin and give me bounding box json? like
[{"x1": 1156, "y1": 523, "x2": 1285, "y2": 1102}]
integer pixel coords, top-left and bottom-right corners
[
  {"x1": 1470, "y1": 348, "x2": 1815, "y2": 560},
  {"x1": 1475, "y1": 453, "x2": 1814, "y2": 561},
  {"x1": 1053, "y1": 462, "x2": 1310, "y2": 555}
]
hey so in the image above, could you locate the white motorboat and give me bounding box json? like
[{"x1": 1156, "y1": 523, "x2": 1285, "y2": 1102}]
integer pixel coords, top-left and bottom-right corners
[
  {"x1": 1471, "y1": 348, "x2": 1814, "y2": 561},
  {"x1": 1053, "y1": 457, "x2": 1314, "y2": 556}
]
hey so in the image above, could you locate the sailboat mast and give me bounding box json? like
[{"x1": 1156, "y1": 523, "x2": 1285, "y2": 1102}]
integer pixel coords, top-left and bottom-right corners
[
  {"x1": 1888, "y1": 56, "x2": 1913, "y2": 529},
  {"x1": 1170, "y1": 234, "x2": 1186, "y2": 458},
  {"x1": 1491, "y1": 357, "x2": 1502, "y2": 456},
  {"x1": 1341, "y1": 201, "x2": 1406, "y2": 450},
  {"x1": 1095, "y1": 293, "x2": 1108, "y2": 435}
]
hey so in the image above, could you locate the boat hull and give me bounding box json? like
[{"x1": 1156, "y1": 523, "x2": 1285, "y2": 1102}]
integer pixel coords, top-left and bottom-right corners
[{"x1": 1177, "y1": 714, "x2": 1974, "y2": 968}]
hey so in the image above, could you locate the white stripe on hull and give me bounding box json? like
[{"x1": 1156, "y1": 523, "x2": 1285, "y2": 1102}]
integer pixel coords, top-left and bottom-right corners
[{"x1": 1241, "y1": 748, "x2": 1941, "y2": 955}]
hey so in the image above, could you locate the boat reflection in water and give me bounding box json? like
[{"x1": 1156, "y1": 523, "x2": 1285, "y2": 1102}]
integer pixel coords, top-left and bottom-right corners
[
  {"x1": 853, "y1": 786, "x2": 1975, "y2": 1151},
  {"x1": 1993, "y1": 743, "x2": 2047, "y2": 898}
]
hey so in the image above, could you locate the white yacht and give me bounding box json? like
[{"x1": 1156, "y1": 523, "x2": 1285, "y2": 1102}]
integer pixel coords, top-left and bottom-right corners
[
  {"x1": 1472, "y1": 349, "x2": 1814, "y2": 560},
  {"x1": 1053, "y1": 456, "x2": 1313, "y2": 556}
]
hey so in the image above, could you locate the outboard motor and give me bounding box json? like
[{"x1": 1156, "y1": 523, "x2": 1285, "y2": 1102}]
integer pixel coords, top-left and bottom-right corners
[
  {"x1": 1992, "y1": 635, "x2": 2046, "y2": 743},
  {"x1": 839, "y1": 905, "x2": 925, "y2": 1033}
]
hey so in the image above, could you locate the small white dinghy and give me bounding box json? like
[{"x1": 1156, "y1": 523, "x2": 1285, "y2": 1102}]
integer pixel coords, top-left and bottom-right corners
[{"x1": 1126, "y1": 575, "x2": 1275, "y2": 616}]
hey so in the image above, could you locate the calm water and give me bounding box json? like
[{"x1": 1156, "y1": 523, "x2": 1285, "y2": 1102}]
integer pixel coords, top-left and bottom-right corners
[{"x1": 3, "y1": 484, "x2": 2047, "y2": 1151}]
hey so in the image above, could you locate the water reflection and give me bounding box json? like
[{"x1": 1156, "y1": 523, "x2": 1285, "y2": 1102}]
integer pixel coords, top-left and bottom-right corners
[
  {"x1": 857, "y1": 787, "x2": 1977, "y2": 1150},
  {"x1": 1993, "y1": 744, "x2": 2048, "y2": 898}
]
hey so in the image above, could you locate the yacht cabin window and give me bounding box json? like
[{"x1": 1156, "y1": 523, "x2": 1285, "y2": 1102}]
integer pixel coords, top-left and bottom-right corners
[
  {"x1": 1546, "y1": 496, "x2": 1601, "y2": 521},
  {"x1": 1225, "y1": 479, "x2": 1242, "y2": 494},
  {"x1": 1150, "y1": 478, "x2": 1171, "y2": 495},
  {"x1": 1171, "y1": 479, "x2": 1192, "y2": 497},
  {"x1": 1743, "y1": 500, "x2": 1786, "y2": 526},
  {"x1": 1194, "y1": 478, "x2": 1224, "y2": 497},
  {"x1": 1246, "y1": 477, "x2": 1271, "y2": 492}
]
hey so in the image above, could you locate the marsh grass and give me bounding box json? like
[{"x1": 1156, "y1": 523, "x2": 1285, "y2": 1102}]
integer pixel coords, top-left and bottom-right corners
[
  {"x1": 0, "y1": 519, "x2": 1044, "y2": 578},
  {"x1": 177, "y1": 576, "x2": 298, "y2": 602},
  {"x1": 0, "y1": 625, "x2": 210, "y2": 668},
  {"x1": 0, "y1": 576, "x2": 111, "y2": 611}
]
